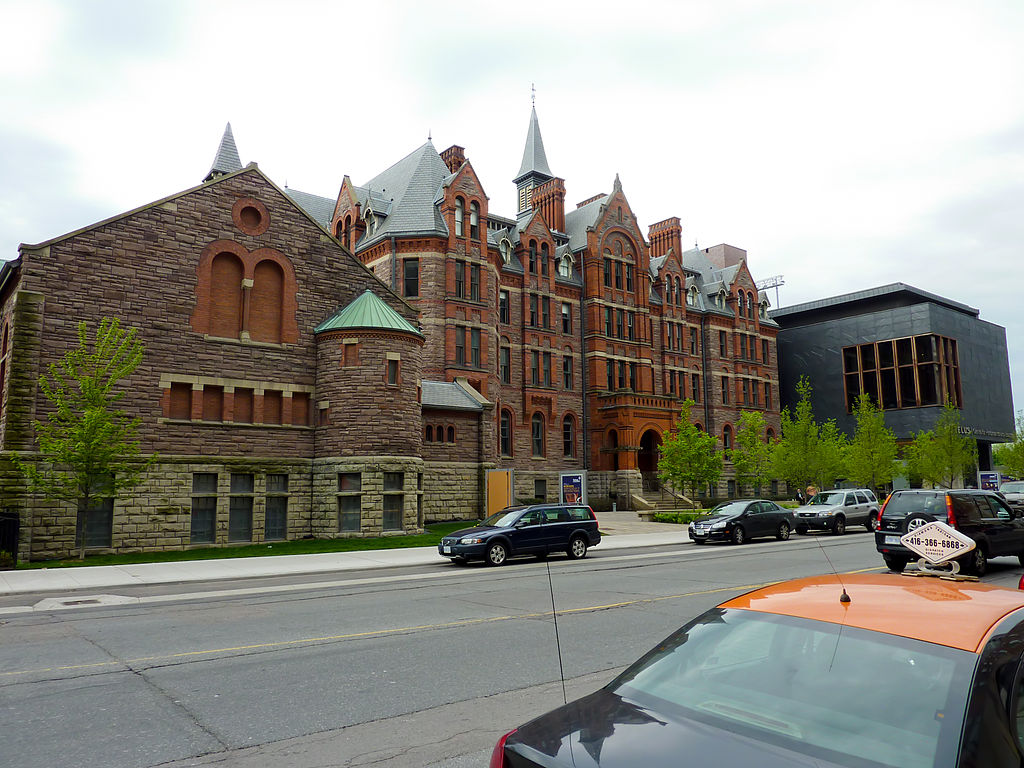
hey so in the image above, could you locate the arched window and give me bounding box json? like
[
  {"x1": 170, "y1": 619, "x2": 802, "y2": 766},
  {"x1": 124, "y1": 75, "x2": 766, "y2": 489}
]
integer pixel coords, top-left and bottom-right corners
[
  {"x1": 694, "y1": 422, "x2": 704, "y2": 432},
  {"x1": 747, "y1": 291, "x2": 755, "y2": 319},
  {"x1": 209, "y1": 252, "x2": 244, "y2": 338},
  {"x1": 675, "y1": 277, "x2": 683, "y2": 306},
  {"x1": 562, "y1": 414, "x2": 576, "y2": 457},
  {"x1": 558, "y1": 256, "x2": 572, "y2": 278},
  {"x1": 454, "y1": 197, "x2": 464, "y2": 237},
  {"x1": 766, "y1": 428, "x2": 776, "y2": 443},
  {"x1": 425, "y1": 425, "x2": 433, "y2": 442},
  {"x1": 736, "y1": 293, "x2": 744, "y2": 318},
  {"x1": 499, "y1": 238, "x2": 512, "y2": 265},
  {"x1": 529, "y1": 240, "x2": 537, "y2": 273},
  {"x1": 540, "y1": 242, "x2": 549, "y2": 276},
  {"x1": 688, "y1": 286, "x2": 698, "y2": 306},
  {"x1": 470, "y1": 201, "x2": 480, "y2": 239},
  {"x1": 447, "y1": 426, "x2": 455, "y2": 443},
  {"x1": 343, "y1": 214, "x2": 353, "y2": 249},
  {"x1": 665, "y1": 279, "x2": 672, "y2": 305},
  {"x1": 531, "y1": 412, "x2": 545, "y2": 457},
  {"x1": 723, "y1": 425, "x2": 732, "y2": 450},
  {"x1": 500, "y1": 409, "x2": 513, "y2": 456},
  {"x1": 250, "y1": 260, "x2": 284, "y2": 343}
]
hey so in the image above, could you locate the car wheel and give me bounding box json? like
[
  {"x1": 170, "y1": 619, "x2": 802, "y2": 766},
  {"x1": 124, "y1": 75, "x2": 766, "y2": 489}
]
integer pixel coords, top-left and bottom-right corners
[
  {"x1": 795, "y1": 524, "x2": 808, "y2": 535},
  {"x1": 486, "y1": 542, "x2": 508, "y2": 566},
  {"x1": 865, "y1": 513, "x2": 878, "y2": 532},
  {"x1": 731, "y1": 525, "x2": 746, "y2": 545},
  {"x1": 883, "y1": 554, "x2": 908, "y2": 573},
  {"x1": 776, "y1": 521, "x2": 791, "y2": 541},
  {"x1": 902, "y1": 513, "x2": 935, "y2": 533},
  {"x1": 567, "y1": 536, "x2": 588, "y2": 560},
  {"x1": 965, "y1": 547, "x2": 987, "y2": 577},
  {"x1": 832, "y1": 516, "x2": 846, "y2": 536}
]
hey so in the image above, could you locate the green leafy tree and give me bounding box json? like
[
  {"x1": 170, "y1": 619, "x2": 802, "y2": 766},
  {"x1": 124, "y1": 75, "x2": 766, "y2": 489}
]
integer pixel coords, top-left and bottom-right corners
[
  {"x1": 729, "y1": 410, "x2": 774, "y2": 494},
  {"x1": 905, "y1": 399, "x2": 978, "y2": 488},
  {"x1": 15, "y1": 318, "x2": 156, "y2": 558},
  {"x1": 771, "y1": 378, "x2": 847, "y2": 495},
  {"x1": 845, "y1": 392, "x2": 898, "y2": 494},
  {"x1": 993, "y1": 411, "x2": 1024, "y2": 479},
  {"x1": 658, "y1": 399, "x2": 724, "y2": 507}
]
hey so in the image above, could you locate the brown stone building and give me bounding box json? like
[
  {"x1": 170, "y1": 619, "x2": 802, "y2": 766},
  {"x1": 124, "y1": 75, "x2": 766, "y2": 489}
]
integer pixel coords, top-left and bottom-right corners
[{"x1": 0, "y1": 112, "x2": 781, "y2": 561}]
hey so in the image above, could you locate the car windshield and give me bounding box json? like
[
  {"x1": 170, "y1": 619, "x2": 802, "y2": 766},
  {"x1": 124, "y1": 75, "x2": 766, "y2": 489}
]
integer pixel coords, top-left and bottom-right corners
[
  {"x1": 479, "y1": 509, "x2": 522, "y2": 528},
  {"x1": 612, "y1": 608, "x2": 973, "y2": 768},
  {"x1": 809, "y1": 491, "x2": 845, "y2": 506},
  {"x1": 707, "y1": 502, "x2": 748, "y2": 517},
  {"x1": 1001, "y1": 482, "x2": 1024, "y2": 494}
]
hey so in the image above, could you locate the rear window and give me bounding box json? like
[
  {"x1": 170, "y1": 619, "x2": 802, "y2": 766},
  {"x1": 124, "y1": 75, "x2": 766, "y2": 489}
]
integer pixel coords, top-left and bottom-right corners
[
  {"x1": 882, "y1": 491, "x2": 944, "y2": 519},
  {"x1": 613, "y1": 609, "x2": 973, "y2": 768}
]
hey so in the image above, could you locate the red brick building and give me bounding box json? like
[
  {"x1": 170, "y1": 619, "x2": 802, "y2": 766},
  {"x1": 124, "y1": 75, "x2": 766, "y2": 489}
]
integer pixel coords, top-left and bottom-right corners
[{"x1": 0, "y1": 113, "x2": 781, "y2": 560}]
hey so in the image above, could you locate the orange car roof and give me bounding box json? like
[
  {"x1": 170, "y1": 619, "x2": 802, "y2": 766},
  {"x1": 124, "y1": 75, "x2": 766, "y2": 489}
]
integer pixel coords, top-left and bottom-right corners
[{"x1": 719, "y1": 573, "x2": 1024, "y2": 653}]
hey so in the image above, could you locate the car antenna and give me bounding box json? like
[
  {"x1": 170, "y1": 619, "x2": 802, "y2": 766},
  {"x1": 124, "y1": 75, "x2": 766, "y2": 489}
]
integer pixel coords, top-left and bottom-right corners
[
  {"x1": 813, "y1": 527, "x2": 852, "y2": 604},
  {"x1": 545, "y1": 559, "x2": 569, "y2": 704}
]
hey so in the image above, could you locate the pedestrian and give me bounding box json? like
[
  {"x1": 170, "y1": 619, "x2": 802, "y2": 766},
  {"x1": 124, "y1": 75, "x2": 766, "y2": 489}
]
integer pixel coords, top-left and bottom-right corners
[
  {"x1": 805, "y1": 485, "x2": 818, "y2": 504},
  {"x1": 796, "y1": 489, "x2": 805, "y2": 505}
]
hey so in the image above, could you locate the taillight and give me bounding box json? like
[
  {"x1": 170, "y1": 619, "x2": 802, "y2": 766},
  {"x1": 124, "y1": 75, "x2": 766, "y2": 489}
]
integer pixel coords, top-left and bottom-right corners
[
  {"x1": 490, "y1": 729, "x2": 516, "y2": 768},
  {"x1": 1018, "y1": 572, "x2": 1024, "y2": 591},
  {"x1": 945, "y1": 494, "x2": 957, "y2": 529}
]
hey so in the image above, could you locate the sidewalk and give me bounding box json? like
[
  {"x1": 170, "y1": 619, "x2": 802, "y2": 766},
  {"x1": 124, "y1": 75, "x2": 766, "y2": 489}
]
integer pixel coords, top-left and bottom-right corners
[{"x1": 0, "y1": 511, "x2": 686, "y2": 596}]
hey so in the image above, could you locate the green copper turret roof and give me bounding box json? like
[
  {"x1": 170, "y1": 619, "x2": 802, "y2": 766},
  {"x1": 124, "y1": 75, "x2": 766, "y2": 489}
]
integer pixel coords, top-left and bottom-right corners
[{"x1": 315, "y1": 289, "x2": 423, "y2": 337}]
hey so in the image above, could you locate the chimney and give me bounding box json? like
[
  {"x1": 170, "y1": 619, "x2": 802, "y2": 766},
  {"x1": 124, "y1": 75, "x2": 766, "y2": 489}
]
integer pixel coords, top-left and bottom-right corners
[
  {"x1": 441, "y1": 145, "x2": 466, "y2": 174},
  {"x1": 532, "y1": 178, "x2": 566, "y2": 232},
  {"x1": 703, "y1": 244, "x2": 747, "y2": 269},
  {"x1": 648, "y1": 217, "x2": 682, "y2": 260}
]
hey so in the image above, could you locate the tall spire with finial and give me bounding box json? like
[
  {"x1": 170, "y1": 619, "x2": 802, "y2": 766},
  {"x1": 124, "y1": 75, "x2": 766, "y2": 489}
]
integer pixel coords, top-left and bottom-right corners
[
  {"x1": 514, "y1": 87, "x2": 553, "y2": 214},
  {"x1": 204, "y1": 123, "x2": 243, "y2": 182}
]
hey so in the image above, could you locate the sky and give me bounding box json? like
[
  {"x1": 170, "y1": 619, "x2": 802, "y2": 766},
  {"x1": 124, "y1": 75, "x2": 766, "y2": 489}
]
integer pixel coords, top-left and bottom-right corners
[{"x1": 2, "y1": 0, "x2": 1022, "y2": 424}]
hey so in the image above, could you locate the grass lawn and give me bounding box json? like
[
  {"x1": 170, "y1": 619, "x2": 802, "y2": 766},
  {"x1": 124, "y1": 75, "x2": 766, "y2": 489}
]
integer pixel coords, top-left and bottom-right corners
[{"x1": 18, "y1": 520, "x2": 475, "y2": 570}]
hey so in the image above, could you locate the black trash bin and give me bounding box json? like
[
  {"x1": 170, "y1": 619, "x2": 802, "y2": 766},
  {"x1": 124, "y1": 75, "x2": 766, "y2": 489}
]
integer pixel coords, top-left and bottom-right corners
[{"x1": 0, "y1": 510, "x2": 19, "y2": 569}]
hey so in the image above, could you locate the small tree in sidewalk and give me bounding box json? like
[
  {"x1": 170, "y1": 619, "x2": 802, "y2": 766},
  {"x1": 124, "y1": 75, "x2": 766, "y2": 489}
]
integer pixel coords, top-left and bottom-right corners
[
  {"x1": 15, "y1": 318, "x2": 156, "y2": 558},
  {"x1": 658, "y1": 399, "x2": 724, "y2": 508},
  {"x1": 729, "y1": 410, "x2": 774, "y2": 495}
]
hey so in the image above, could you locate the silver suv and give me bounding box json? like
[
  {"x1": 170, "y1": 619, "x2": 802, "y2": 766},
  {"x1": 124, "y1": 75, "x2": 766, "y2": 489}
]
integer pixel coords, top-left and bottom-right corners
[
  {"x1": 794, "y1": 488, "x2": 880, "y2": 535},
  {"x1": 999, "y1": 481, "x2": 1024, "y2": 514}
]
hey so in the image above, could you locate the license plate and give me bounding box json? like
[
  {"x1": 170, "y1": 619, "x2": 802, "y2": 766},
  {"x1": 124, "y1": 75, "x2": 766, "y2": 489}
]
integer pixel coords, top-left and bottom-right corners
[
  {"x1": 884, "y1": 535, "x2": 901, "y2": 545},
  {"x1": 442, "y1": 545, "x2": 451, "y2": 554}
]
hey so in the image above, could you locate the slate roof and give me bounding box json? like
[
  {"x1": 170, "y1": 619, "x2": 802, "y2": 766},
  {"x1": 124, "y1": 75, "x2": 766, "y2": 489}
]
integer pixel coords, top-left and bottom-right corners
[
  {"x1": 770, "y1": 283, "x2": 979, "y2": 323},
  {"x1": 564, "y1": 194, "x2": 607, "y2": 251},
  {"x1": 205, "y1": 123, "x2": 243, "y2": 181},
  {"x1": 354, "y1": 141, "x2": 451, "y2": 251},
  {"x1": 421, "y1": 381, "x2": 484, "y2": 411},
  {"x1": 285, "y1": 188, "x2": 335, "y2": 230},
  {"x1": 514, "y1": 106, "x2": 553, "y2": 183},
  {"x1": 315, "y1": 289, "x2": 422, "y2": 336}
]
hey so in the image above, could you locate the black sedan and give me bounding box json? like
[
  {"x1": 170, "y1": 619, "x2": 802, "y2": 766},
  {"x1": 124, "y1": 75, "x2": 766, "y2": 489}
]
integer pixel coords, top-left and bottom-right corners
[
  {"x1": 687, "y1": 499, "x2": 793, "y2": 545},
  {"x1": 438, "y1": 503, "x2": 600, "y2": 566},
  {"x1": 490, "y1": 573, "x2": 1024, "y2": 768}
]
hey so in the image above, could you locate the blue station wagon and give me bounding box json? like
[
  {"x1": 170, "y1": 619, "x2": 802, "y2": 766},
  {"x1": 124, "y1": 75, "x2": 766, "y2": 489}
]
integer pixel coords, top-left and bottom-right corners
[{"x1": 438, "y1": 504, "x2": 601, "y2": 566}]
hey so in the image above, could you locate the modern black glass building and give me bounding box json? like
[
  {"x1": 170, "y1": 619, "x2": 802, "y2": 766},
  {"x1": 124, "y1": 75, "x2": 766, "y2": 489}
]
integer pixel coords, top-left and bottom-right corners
[{"x1": 771, "y1": 283, "x2": 1014, "y2": 471}]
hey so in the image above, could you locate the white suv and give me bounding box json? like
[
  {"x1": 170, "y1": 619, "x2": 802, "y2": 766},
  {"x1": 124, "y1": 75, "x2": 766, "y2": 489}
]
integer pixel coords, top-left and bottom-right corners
[{"x1": 793, "y1": 488, "x2": 880, "y2": 535}]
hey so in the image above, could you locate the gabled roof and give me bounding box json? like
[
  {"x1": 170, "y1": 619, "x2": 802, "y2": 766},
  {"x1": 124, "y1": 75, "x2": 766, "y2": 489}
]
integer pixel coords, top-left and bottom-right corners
[
  {"x1": 514, "y1": 106, "x2": 553, "y2": 184},
  {"x1": 355, "y1": 141, "x2": 451, "y2": 251},
  {"x1": 204, "y1": 123, "x2": 243, "y2": 181},
  {"x1": 315, "y1": 288, "x2": 422, "y2": 337},
  {"x1": 285, "y1": 188, "x2": 336, "y2": 229},
  {"x1": 564, "y1": 194, "x2": 607, "y2": 251}
]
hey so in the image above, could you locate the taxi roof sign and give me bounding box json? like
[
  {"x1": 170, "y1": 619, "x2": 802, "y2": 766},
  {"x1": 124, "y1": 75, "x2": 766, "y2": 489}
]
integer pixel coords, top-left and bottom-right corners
[{"x1": 900, "y1": 521, "x2": 975, "y2": 564}]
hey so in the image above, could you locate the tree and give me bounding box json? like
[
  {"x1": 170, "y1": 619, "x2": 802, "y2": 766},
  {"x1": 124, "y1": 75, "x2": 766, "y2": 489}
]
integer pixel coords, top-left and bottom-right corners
[
  {"x1": 658, "y1": 399, "x2": 724, "y2": 507},
  {"x1": 729, "y1": 410, "x2": 774, "y2": 494},
  {"x1": 845, "y1": 392, "x2": 898, "y2": 494},
  {"x1": 905, "y1": 399, "x2": 977, "y2": 488},
  {"x1": 15, "y1": 318, "x2": 156, "y2": 558},
  {"x1": 771, "y1": 378, "x2": 847, "y2": 495},
  {"x1": 993, "y1": 411, "x2": 1024, "y2": 479}
]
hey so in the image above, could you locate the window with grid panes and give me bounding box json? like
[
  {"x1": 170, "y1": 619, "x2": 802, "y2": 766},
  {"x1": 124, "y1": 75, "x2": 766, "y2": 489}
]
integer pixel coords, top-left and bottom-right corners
[
  {"x1": 471, "y1": 328, "x2": 481, "y2": 367},
  {"x1": 500, "y1": 346, "x2": 511, "y2": 384},
  {"x1": 607, "y1": 361, "x2": 615, "y2": 391},
  {"x1": 191, "y1": 472, "x2": 217, "y2": 544},
  {"x1": 542, "y1": 297, "x2": 550, "y2": 329},
  {"x1": 338, "y1": 472, "x2": 361, "y2": 532},
  {"x1": 543, "y1": 352, "x2": 552, "y2": 386},
  {"x1": 563, "y1": 355, "x2": 573, "y2": 389},
  {"x1": 470, "y1": 264, "x2": 480, "y2": 301},
  {"x1": 614, "y1": 261, "x2": 623, "y2": 289},
  {"x1": 403, "y1": 259, "x2": 419, "y2": 298},
  {"x1": 265, "y1": 474, "x2": 288, "y2": 541},
  {"x1": 228, "y1": 473, "x2": 254, "y2": 542},
  {"x1": 627, "y1": 313, "x2": 634, "y2": 340},
  {"x1": 562, "y1": 303, "x2": 571, "y2": 334},
  {"x1": 383, "y1": 472, "x2": 404, "y2": 531},
  {"x1": 531, "y1": 350, "x2": 540, "y2": 385},
  {"x1": 530, "y1": 294, "x2": 538, "y2": 326},
  {"x1": 455, "y1": 326, "x2": 466, "y2": 365},
  {"x1": 605, "y1": 307, "x2": 612, "y2": 336},
  {"x1": 499, "y1": 290, "x2": 510, "y2": 324},
  {"x1": 455, "y1": 261, "x2": 465, "y2": 298}
]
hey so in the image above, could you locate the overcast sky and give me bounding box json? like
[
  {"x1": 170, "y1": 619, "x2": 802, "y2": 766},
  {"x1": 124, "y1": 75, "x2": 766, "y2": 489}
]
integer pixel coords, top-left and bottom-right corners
[{"x1": 2, "y1": 0, "x2": 1022, "y2": 426}]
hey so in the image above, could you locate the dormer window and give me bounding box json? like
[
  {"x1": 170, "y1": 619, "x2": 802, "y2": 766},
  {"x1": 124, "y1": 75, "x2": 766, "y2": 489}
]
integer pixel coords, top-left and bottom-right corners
[
  {"x1": 717, "y1": 291, "x2": 727, "y2": 308},
  {"x1": 364, "y1": 210, "x2": 377, "y2": 235},
  {"x1": 558, "y1": 255, "x2": 572, "y2": 278},
  {"x1": 687, "y1": 286, "x2": 698, "y2": 306},
  {"x1": 759, "y1": 299, "x2": 769, "y2": 319},
  {"x1": 499, "y1": 238, "x2": 512, "y2": 265}
]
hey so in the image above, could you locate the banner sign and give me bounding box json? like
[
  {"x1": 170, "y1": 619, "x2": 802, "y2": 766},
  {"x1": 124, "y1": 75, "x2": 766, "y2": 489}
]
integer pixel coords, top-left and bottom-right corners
[{"x1": 560, "y1": 472, "x2": 586, "y2": 505}]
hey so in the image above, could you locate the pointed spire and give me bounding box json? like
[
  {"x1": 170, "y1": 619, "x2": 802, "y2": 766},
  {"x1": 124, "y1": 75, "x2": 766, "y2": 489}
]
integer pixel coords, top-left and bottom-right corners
[
  {"x1": 514, "y1": 104, "x2": 553, "y2": 183},
  {"x1": 205, "y1": 123, "x2": 243, "y2": 182}
]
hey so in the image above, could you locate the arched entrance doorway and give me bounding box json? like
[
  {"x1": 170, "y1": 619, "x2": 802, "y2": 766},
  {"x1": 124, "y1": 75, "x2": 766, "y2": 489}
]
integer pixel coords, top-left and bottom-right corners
[{"x1": 638, "y1": 429, "x2": 661, "y2": 489}]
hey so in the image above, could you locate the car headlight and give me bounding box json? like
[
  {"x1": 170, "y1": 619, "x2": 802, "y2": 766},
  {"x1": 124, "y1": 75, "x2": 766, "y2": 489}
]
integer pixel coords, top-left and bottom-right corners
[
  {"x1": 460, "y1": 537, "x2": 484, "y2": 545},
  {"x1": 818, "y1": 510, "x2": 834, "y2": 516},
  {"x1": 710, "y1": 522, "x2": 726, "y2": 530}
]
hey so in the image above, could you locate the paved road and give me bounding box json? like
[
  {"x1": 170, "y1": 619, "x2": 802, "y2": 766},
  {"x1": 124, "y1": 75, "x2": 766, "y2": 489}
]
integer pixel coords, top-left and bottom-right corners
[{"x1": 2, "y1": 532, "x2": 1021, "y2": 768}]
